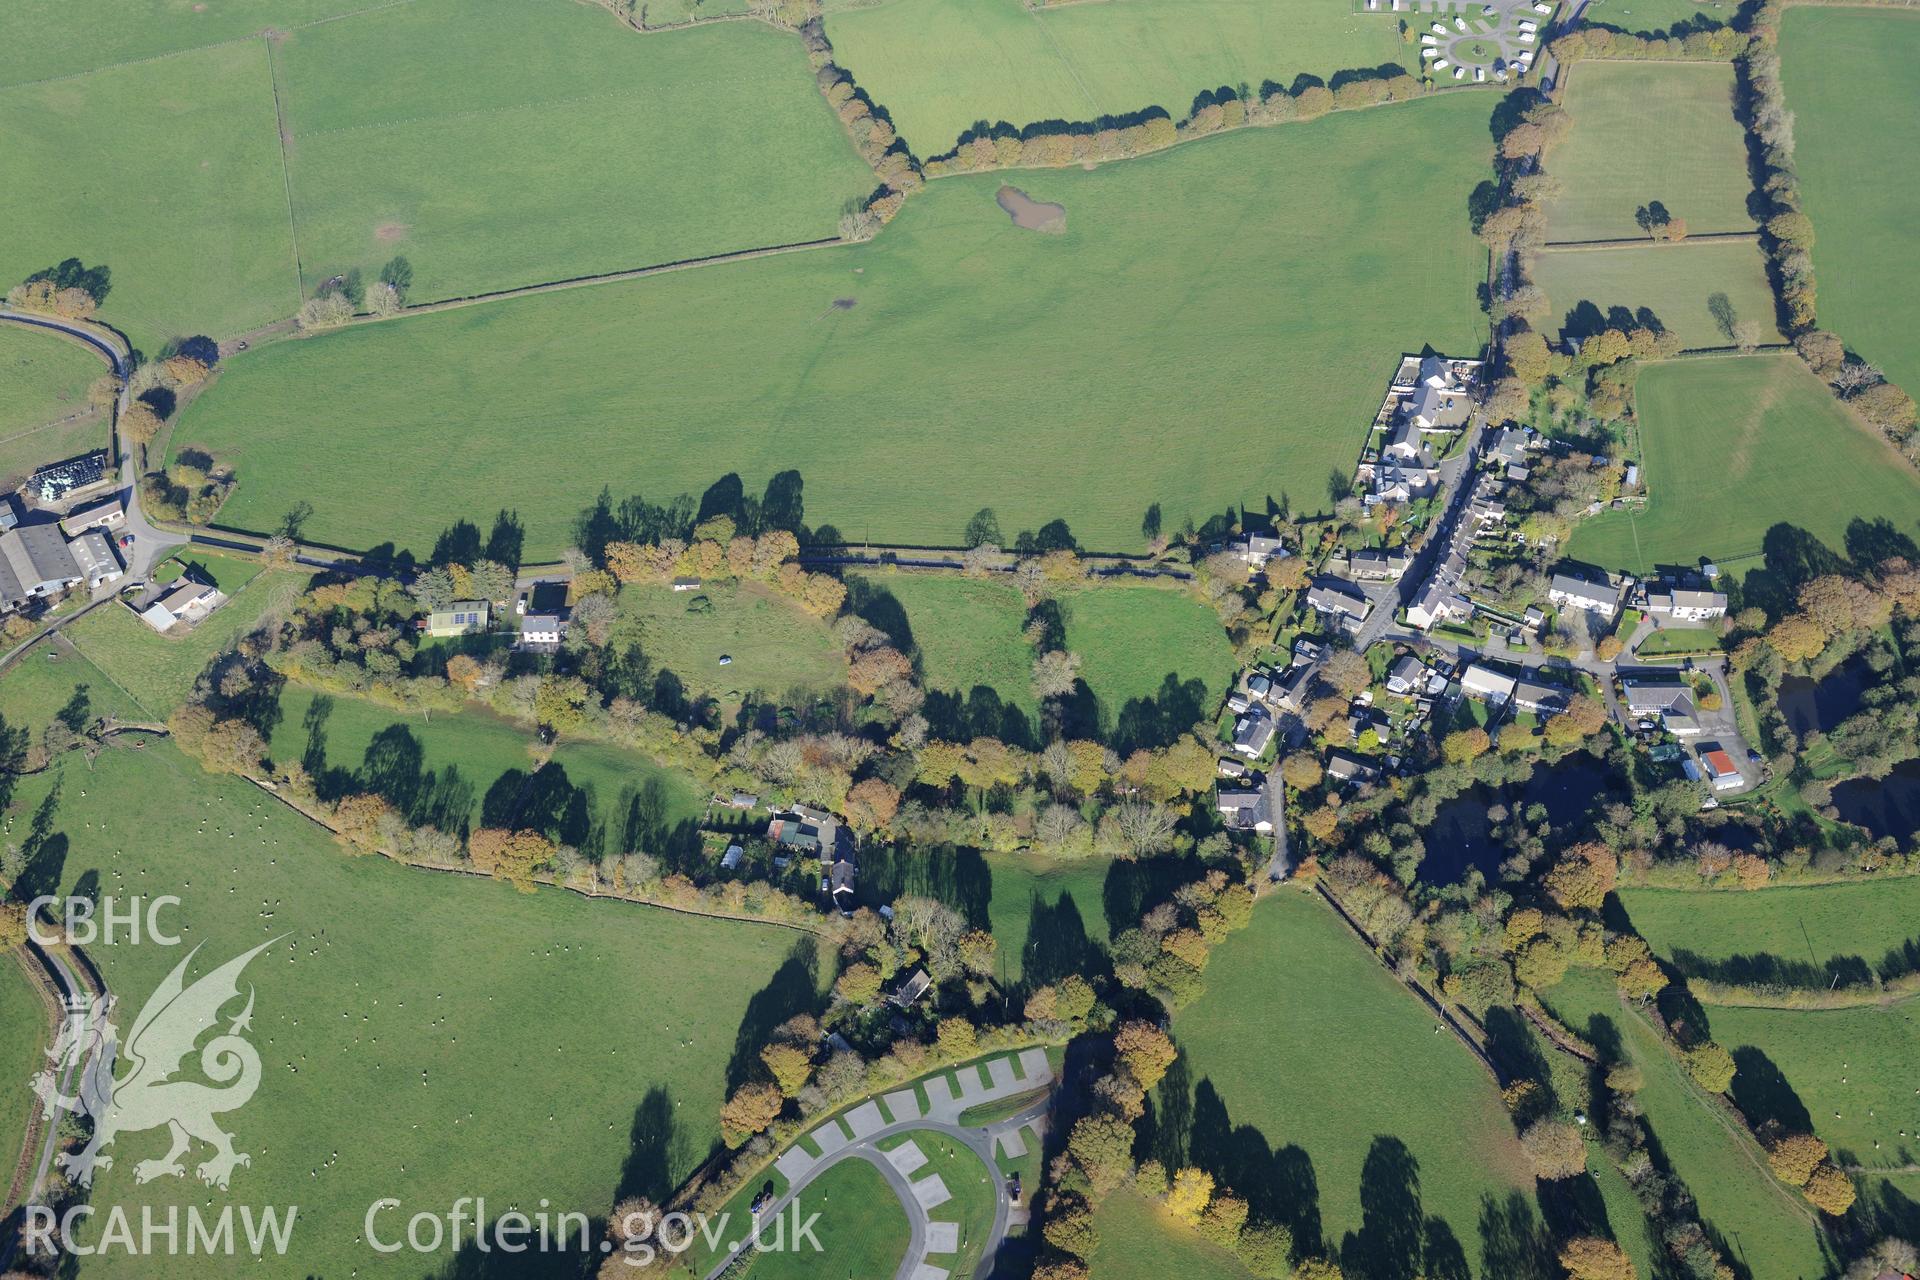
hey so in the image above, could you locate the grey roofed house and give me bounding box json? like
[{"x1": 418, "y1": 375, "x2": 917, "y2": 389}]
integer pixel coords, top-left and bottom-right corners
[
  {"x1": 1325, "y1": 749, "x2": 1379, "y2": 784},
  {"x1": 0, "y1": 523, "x2": 82, "y2": 611},
  {"x1": 1621, "y1": 674, "x2": 1702, "y2": 735},
  {"x1": 518, "y1": 613, "x2": 563, "y2": 645},
  {"x1": 1386, "y1": 654, "x2": 1426, "y2": 695},
  {"x1": 1307, "y1": 578, "x2": 1372, "y2": 630},
  {"x1": 888, "y1": 969, "x2": 931, "y2": 1007},
  {"x1": 1231, "y1": 532, "x2": 1287, "y2": 567},
  {"x1": 1216, "y1": 775, "x2": 1280, "y2": 834},
  {"x1": 827, "y1": 855, "x2": 857, "y2": 909},
  {"x1": 1347, "y1": 547, "x2": 1413, "y2": 581},
  {"x1": 1487, "y1": 426, "x2": 1534, "y2": 467},
  {"x1": 140, "y1": 577, "x2": 218, "y2": 631},
  {"x1": 1232, "y1": 707, "x2": 1276, "y2": 759},
  {"x1": 67, "y1": 530, "x2": 121, "y2": 587},
  {"x1": 1275, "y1": 661, "x2": 1317, "y2": 712},
  {"x1": 1548, "y1": 570, "x2": 1619, "y2": 618},
  {"x1": 1461, "y1": 663, "x2": 1518, "y2": 703},
  {"x1": 1512, "y1": 675, "x2": 1571, "y2": 715}
]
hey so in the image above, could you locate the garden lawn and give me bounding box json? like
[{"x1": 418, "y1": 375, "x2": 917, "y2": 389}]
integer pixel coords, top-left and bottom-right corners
[
  {"x1": 177, "y1": 94, "x2": 1493, "y2": 558},
  {"x1": 1543, "y1": 968, "x2": 1830, "y2": 1280},
  {"x1": 854, "y1": 572, "x2": 1037, "y2": 720},
  {"x1": 0, "y1": 40, "x2": 298, "y2": 351},
  {"x1": 1545, "y1": 61, "x2": 1754, "y2": 242},
  {"x1": 267, "y1": 683, "x2": 708, "y2": 845},
  {"x1": 1705, "y1": 1002, "x2": 1920, "y2": 1172},
  {"x1": 0, "y1": 324, "x2": 106, "y2": 476},
  {"x1": 1091, "y1": 1190, "x2": 1258, "y2": 1280},
  {"x1": 65, "y1": 564, "x2": 302, "y2": 716},
  {"x1": 1531, "y1": 239, "x2": 1782, "y2": 351},
  {"x1": 8, "y1": 744, "x2": 810, "y2": 1279},
  {"x1": 1567, "y1": 356, "x2": 1920, "y2": 576},
  {"x1": 276, "y1": 0, "x2": 874, "y2": 303},
  {"x1": 1060, "y1": 585, "x2": 1235, "y2": 734},
  {"x1": 1162, "y1": 890, "x2": 1533, "y2": 1272},
  {"x1": 983, "y1": 851, "x2": 1114, "y2": 982},
  {"x1": 822, "y1": 0, "x2": 1409, "y2": 156},
  {"x1": 1634, "y1": 625, "x2": 1721, "y2": 655},
  {"x1": 1620, "y1": 879, "x2": 1920, "y2": 972},
  {"x1": 0, "y1": 955, "x2": 50, "y2": 1210},
  {"x1": 745, "y1": 1157, "x2": 912, "y2": 1280},
  {"x1": 1781, "y1": 8, "x2": 1920, "y2": 394},
  {"x1": 613, "y1": 581, "x2": 845, "y2": 702}
]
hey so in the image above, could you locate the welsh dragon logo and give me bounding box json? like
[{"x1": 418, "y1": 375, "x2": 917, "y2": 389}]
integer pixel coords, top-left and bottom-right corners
[{"x1": 33, "y1": 940, "x2": 278, "y2": 1190}]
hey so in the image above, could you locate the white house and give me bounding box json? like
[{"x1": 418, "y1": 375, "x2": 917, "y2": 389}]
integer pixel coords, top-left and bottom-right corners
[
  {"x1": 1232, "y1": 708, "x2": 1276, "y2": 759},
  {"x1": 1646, "y1": 582, "x2": 1728, "y2": 621},
  {"x1": 1461, "y1": 663, "x2": 1517, "y2": 704},
  {"x1": 139, "y1": 579, "x2": 219, "y2": 632},
  {"x1": 1548, "y1": 570, "x2": 1620, "y2": 619},
  {"x1": 518, "y1": 613, "x2": 564, "y2": 648}
]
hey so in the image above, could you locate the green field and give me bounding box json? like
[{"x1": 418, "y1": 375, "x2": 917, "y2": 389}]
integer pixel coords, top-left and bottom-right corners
[
  {"x1": 855, "y1": 572, "x2": 1039, "y2": 720},
  {"x1": 8, "y1": 742, "x2": 810, "y2": 1278},
  {"x1": 984, "y1": 851, "x2": 1113, "y2": 981},
  {"x1": 1782, "y1": 8, "x2": 1920, "y2": 395},
  {"x1": 1568, "y1": 356, "x2": 1920, "y2": 575},
  {"x1": 0, "y1": 954, "x2": 50, "y2": 1208},
  {"x1": 0, "y1": 638, "x2": 144, "y2": 732},
  {"x1": 1060, "y1": 585, "x2": 1236, "y2": 736},
  {"x1": 1577, "y1": 0, "x2": 1736, "y2": 35},
  {"x1": 0, "y1": 40, "x2": 298, "y2": 351},
  {"x1": 175, "y1": 93, "x2": 1493, "y2": 558},
  {"x1": 1532, "y1": 239, "x2": 1783, "y2": 351},
  {"x1": 1705, "y1": 1002, "x2": 1920, "y2": 1171},
  {"x1": 268, "y1": 683, "x2": 709, "y2": 842},
  {"x1": 0, "y1": 0, "x2": 374, "y2": 86},
  {"x1": 1543, "y1": 969, "x2": 1830, "y2": 1280},
  {"x1": 1091, "y1": 1190, "x2": 1257, "y2": 1280},
  {"x1": 1621, "y1": 879, "x2": 1920, "y2": 971},
  {"x1": 823, "y1": 0, "x2": 1410, "y2": 156},
  {"x1": 614, "y1": 581, "x2": 846, "y2": 703},
  {"x1": 1546, "y1": 61, "x2": 1755, "y2": 243},
  {"x1": 1163, "y1": 890, "x2": 1532, "y2": 1271},
  {"x1": 65, "y1": 562, "x2": 302, "y2": 716},
  {"x1": 276, "y1": 0, "x2": 873, "y2": 305},
  {"x1": 0, "y1": 324, "x2": 106, "y2": 486}
]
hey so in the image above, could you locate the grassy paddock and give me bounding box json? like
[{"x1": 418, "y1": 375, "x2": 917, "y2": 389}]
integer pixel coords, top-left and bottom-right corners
[
  {"x1": 1567, "y1": 355, "x2": 1920, "y2": 576},
  {"x1": 1546, "y1": 61, "x2": 1755, "y2": 242},
  {"x1": 1161, "y1": 890, "x2": 1532, "y2": 1272},
  {"x1": 1781, "y1": 7, "x2": 1920, "y2": 394},
  {"x1": 176, "y1": 94, "x2": 1493, "y2": 558},
  {"x1": 984, "y1": 851, "x2": 1114, "y2": 981},
  {"x1": 1577, "y1": 0, "x2": 1738, "y2": 35},
  {"x1": 1060, "y1": 584, "x2": 1236, "y2": 736},
  {"x1": 0, "y1": 954, "x2": 51, "y2": 1206},
  {"x1": 0, "y1": 324, "x2": 106, "y2": 479},
  {"x1": 852, "y1": 572, "x2": 1039, "y2": 721},
  {"x1": 0, "y1": 0, "x2": 374, "y2": 86},
  {"x1": 822, "y1": 0, "x2": 1410, "y2": 155},
  {"x1": 65, "y1": 563, "x2": 303, "y2": 716},
  {"x1": 277, "y1": 0, "x2": 874, "y2": 304},
  {"x1": 1621, "y1": 879, "x2": 1920, "y2": 970},
  {"x1": 613, "y1": 580, "x2": 845, "y2": 703},
  {"x1": 0, "y1": 40, "x2": 298, "y2": 351},
  {"x1": 1543, "y1": 968, "x2": 1829, "y2": 1280},
  {"x1": 1091, "y1": 1190, "x2": 1257, "y2": 1280},
  {"x1": 6, "y1": 743, "x2": 811, "y2": 1279},
  {"x1": 1531, "y1": 239, "x2": 1783, "y2": 351}
]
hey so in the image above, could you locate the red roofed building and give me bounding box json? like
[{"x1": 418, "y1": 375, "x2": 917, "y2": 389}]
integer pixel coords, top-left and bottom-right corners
[{"x1": 1702, "y1": 748, "x2": 1742, "y2": 791}]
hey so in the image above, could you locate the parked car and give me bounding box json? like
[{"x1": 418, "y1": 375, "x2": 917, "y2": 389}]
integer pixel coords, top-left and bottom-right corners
[{"x1": 118, "y1": 532, "x2": 134, "y2": 548}]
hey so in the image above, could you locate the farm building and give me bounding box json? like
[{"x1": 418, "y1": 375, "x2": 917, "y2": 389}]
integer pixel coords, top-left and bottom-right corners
[{"x1": 0, "y1": 523, "x2": 83, "y2": 611}]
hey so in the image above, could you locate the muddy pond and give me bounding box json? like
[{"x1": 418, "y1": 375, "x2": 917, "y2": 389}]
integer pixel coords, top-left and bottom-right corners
[{"x1": 997, "y1": 185, "x2": 1066, "y2": 233}]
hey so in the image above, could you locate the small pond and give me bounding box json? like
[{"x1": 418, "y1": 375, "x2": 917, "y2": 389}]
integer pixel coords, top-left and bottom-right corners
[
  {"x1": 1777, "y1": 658, "x2": 1872, "y2": 737},
  {"x1": 1831, "y1": 759, "x2": 1920, "y2": 850}
]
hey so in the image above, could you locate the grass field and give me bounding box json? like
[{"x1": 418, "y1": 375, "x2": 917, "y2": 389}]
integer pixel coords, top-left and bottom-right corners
[
  {"x1": 1543, "y1": 968, "x2": 1830, "y2": 1280},
  {"x1": 1577, "y1": 0, "x2": 1736, "y2": 35},
  {"x1": 1091, "y1": 1190, "x2": 1256, "y2": 1280},
  {"x1": 0, "y1": 638, "x2": 144, "y2": 732},
  {"x1": 1567, "y1": 356, "x2": 1920, "y2": 576},
  {"x1": 1060, "y1": 585, "x2": 1236, "y2": 734},
  {"x1": 276, "y1": 0, "x2": 874, "y2": 305},
  {"x1": 984, "y1": 851, "x2": 1114, "y2": 981},
  {"x1": 1162, "y1": 890, "x2": 1532, "y2": 1272},
  {"x1": 7, "y1": 742, "x2": 812, "y2": 1278},
  {"x1": 176, "y1": 93, "x2": 1493, "y2": 558},
  {"x1": 614, "y1": 580, "x2": 845, "y2": 703},
  {"x1": 0, "y1": 954, "x2": 50, "y2": 1209},
  {"x1": 0, "y1": 0, "x2": 374, "y2": 86},
  {"x1": 854, "y1": 572, "x2": 1039, "y2": 721},
  {"x1": 0, "y1": 40, "x2": 298, "y2": 352},
  {"x1": 822, "y1": 0, "x2": 1410, "y2": 156},
  {"x1": 0, "y1": 324, "x2": 105, "y2": 475},
  {"x1": 1532, "y1": 239, "x2": 1783, "y2": 351},
  {"x1": 1704, "y1": 1002, "x2": 1920, "y2": 1171},
  {"x1": 1546, "y1": 61, "x2": 1755, "y2": 243},
  {"x1": 65, "y1": 562, "x2": 303, "y2": 716},
  {"x1": 1621, "y1": 879, "x2": 1920, "y2": 972},
  {"x1": 745, "y1": 1157, "x2": 912, "y2": 1279},
  {"x1": 883, "y1": 1131, "x2": 997, "y2": 1277},
  {"x1": 1781, "y1": 8, "x2": 1920, "y2": 395},
  {"x1": 268, "y1": 683, "x2": 709, "y2": 844}
]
